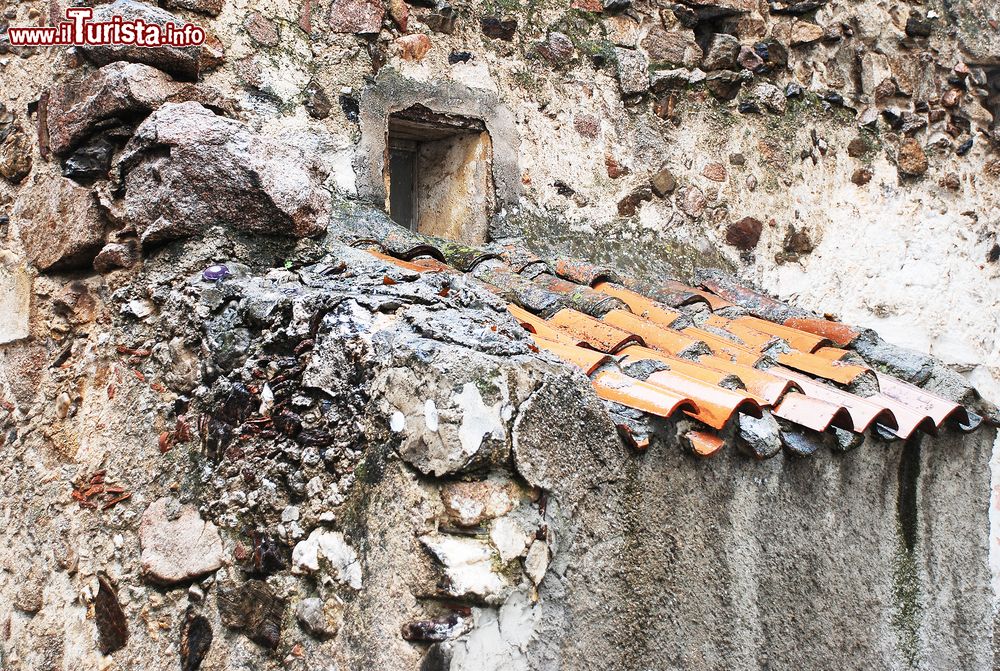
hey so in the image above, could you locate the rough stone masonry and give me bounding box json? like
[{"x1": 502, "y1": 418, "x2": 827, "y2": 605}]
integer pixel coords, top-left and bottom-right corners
[{"x1": 0, "y1": 0, "x2": 998, "y2": 668}]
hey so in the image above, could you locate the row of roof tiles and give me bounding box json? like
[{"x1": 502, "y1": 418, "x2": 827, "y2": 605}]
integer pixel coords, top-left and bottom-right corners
[{"x1": 353, "y1": 224, "x2": 985, "y2": 460}]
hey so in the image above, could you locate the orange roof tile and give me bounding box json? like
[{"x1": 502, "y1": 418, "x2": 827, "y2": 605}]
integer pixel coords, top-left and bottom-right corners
[
  {"x1": 507, "y1": 305, "x2": 586, "y2": 347},
  {"x1": 782, "y1": 317, "x2": 861, "y2": 346},
  {"x1": 662, "y1": 281, "x2": 734, "y2": 310},
  {"x1": 766, "y1": 367, "x2": 898, "y2": 432},
  {"x1": 592, "y1": 370, "x2": 699, "y2": 418},
  {"x1": 695, "y1": 355, "x2": 799, "y2": 405},
  {"x1": 702, "y1": 315, "x2": 777, "y2": 351},
  {"x1": 530, "y1": 336, "x2": 612, "y2": 375},
  {"x1": 686, "y1": 430, "x2": 725, "y2": 458},
  {"x1": 774, "y1": 350, "x2": 871, "y2": 386},
  {"x1": 812, "y1": 347, "x2": 852, "y2": 361},
  {"x1": 547, "y1": 309, "x2": 643, "y2": 353},
  {"x1": 603, "y1": 310, "x2": 703, "y2": 355},
  {"x1": 732, "y1": 316, "x2": 832, "y2": 353},
  {"x1": 772, "y1": 392, "x2": 854, "y2": 432},
  {"x1": 646, "y1": 369, "x2": 762, "y2": 429},
  {"x1": 367, "y1": 249, "x2": 434, "y2": 273},
  {"x1": 592, "y1": 282, "x2": 682, "y2": 327},
  {"x1": 682, "y1": 327, "x2": 763, "y2": 366}
]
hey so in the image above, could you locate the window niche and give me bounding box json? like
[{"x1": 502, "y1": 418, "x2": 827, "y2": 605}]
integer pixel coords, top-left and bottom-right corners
[{"x1": 384, "y1": 105, "x2": 495, "y2": 246}]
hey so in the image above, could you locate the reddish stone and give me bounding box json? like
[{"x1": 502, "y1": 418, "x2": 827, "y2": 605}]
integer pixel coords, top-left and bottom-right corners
[
  {"x1": 397, "y1": 34, "x2": 431, "y2": 61},
  {"x1": 606, "y1": 155, "x2": 630, "y2": 179},
  {"x1": 244, "y1": 12, "x2": 279, "y2": 47},
  {"x1": 573, "y1": 114, "x2": 600, "y2": 138},
  {"x1": 388, "y1": 0, "x2": 408, "y2": 31},
  {"x1": 328, "y1": 0, "x2": 384, "y2": 34},
  {"x1": 726, "y1": 217, "x2": 763, "y2": 250},
  {"x1": 703, "y1": 161, "x2": 727, "y2": 182},
  {"x1": 851, "y1": 168, "x2": 873, "y2": 185}
]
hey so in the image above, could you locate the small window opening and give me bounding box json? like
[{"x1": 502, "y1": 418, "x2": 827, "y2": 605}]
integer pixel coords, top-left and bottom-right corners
[{"x1": 386, "y1": 105, "x2": 495, "y2": 245}]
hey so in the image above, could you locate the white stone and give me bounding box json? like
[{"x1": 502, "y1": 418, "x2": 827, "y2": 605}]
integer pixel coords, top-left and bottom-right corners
[
  {"x1": 292, "y1": 528, "x2": 362, "y2": 589},
  {"x1": 420, "y1": 534, "x2": 509, "y2": 600},
  {"x1": 490, "y1": 517, "x2": 531, "y2": 563},
  {"x1": 139, "y1": 497, "x2": 224, "y2": 585},
  {"x1": 524, "y1": 540, "x2": 549, "y2": 585}
]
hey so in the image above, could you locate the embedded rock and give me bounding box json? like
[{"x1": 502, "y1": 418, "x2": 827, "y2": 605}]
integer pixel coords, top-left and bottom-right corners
[
  {"x1": 650, "y1": 166, "x2": 677, "y2": 196},
  {"x1": 112, "y1": 102, "x2": 329, "y2": 244},
  {"x1": 789, "y1": 20, "x2": 824, "y2": 45},
  {"x1": 139, "y1": 497, "x2": 224, "y2": 585},
  {"x1": 80, "y1": 0, "x2": 202, "y2": 79},
  {"x1": 12, "y1": 173, "x2": 108, "y2": 271},
  {"x1": 615, "y1": 48, "x2": 650, "y2": 95},
  {"x1": 162, "y1": 0, "x2": 223, "y2": 16},
  {"x1": 897, "y1": 137, "x2": 928, "y2": 176},
  {"x1": 701, "y1": 33, "x2": 740, "y2": 71},
  {"x1": 397, "y1": 34, "x2": 432, "y2": 61},
  {"x1": 218, "y1": 580, "x2": 284, "y2": 649},
  {"x1": 641, "y1": 27, "x2": 702, "y2": 67},
  {"x1": 535, "y1": 32, "x2": 574, "y2": 64},
  {"x1": 291, "y1": 528, "x2": 363, "y2": 589},
  {"x1": 726, "y1": 216, "x2": 763, "y2": 249},
  {"x1": 328, "y1": 0, "x2": 384, "y2": 33},
  {"x1": 0, "y1": 105, "x2": 31, "y2": 183},
  {"x1": 47, "y1": 62, "x2": 232, "y2": 156},
  {"x1": 419, "y1": 534, "x2": 510, "y2": 602}
]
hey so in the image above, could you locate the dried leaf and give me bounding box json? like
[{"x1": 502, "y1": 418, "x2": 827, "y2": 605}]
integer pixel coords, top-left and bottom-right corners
[{"x1": 95, "y1": 575, "x2": 128, "y2": 655}]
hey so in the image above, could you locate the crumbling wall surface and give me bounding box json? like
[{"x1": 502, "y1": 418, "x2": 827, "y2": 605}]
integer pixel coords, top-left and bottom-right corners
[{"x1": 520, "y1": 429, "x2": 996, "y2": 671}]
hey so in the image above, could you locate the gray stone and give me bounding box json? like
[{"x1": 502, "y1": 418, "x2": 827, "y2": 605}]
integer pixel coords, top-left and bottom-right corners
[
  {"x1": 112, "y1": 102, "x2": 329, "y2": 245},
  {"x1": 701, "y1": 33, "x2": 740, "y2": 71},
  {"x1": 295, "y1": 597, "x2": 344, "y2": 640},
  {"x1": 328, "y1": 0, "x2": 384, "y2": 33},
  {"x1": 47, "y1": 61, "x2": 232, "y2": 157},
  {"x1": 615, "y1": 48, "x2": 650, "y2": 95},
  {"x1": 139, "y1": 497, "x2": 224, "y2": 585}
]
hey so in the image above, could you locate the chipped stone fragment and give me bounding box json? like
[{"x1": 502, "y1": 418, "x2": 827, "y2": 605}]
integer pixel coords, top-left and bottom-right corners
[
  {"x1": 524, "y1": 540, "x2": 549, "y2": 585},
  {"x1": 897, "y1": 137, "x2": 928, "y2": 176},
  {"x1": 701, "y1": 33, "x2": 740, "y2": 71},
  {"x1": 295, "y1": 597, "x2": 344, "y2": 640},
  {"x1": 139, "y1": 497, "x2": 224, "y2": 585},
  {"x1": 420, "y1": 534, "x2": 510, "y2": 601},
  {"x1": 291, "y1": 528, "x2": 362, "y2": 589},
  {"x1": 218, "y1": 580, "x2": 285, "y2": 649},
  {"x1": 328, "y1": 0, "x2": 384, "y2": 33},
  {"x1": 615, "y1": 48, "x2": 649, "y2": 95},
  {"x1": 726, "y1": 217, "x2": 763, "y2": 250},
  {"x1": 180, "y1": 608, "x2": 213, "y2": 671}
]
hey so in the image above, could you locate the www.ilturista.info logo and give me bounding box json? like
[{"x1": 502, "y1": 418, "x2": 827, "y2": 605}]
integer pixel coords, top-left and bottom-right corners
[{"x1": 6, "y1": 7, "x2": 205, "y2": 47}]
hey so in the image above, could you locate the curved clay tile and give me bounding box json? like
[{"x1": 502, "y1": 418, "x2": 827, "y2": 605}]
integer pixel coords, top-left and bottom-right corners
[
  {"x1": 366, "y1": 249, "x2": 434, "y2": 273},
  {"x1": 531, "y1": 273, "x2": 626, "y2": 317},
  {"x1": 603, "y1": 310, "x2": 704, "y2": 356},
  {"x1": 617, "y1": 346, "x2": 749, "y2": 392},
  {"x1": 591, "y1": 371, "x2": 699, "y2": 418},
  {"x1": 782, "y1": 317, "x2": 861, "y2": 347},
  {"x1": 552, "y1": 258, "x2": 623, "y2": 287},
  {"x1": 547, "y1": 309, "x2": 643, "y2": 353},
  {"x1": 685, "y1": 430, "x2": 725, "y2": 458},
  {"x1": 772, "y1": 392, "x2": 854, "y2": 432},
  {"x1": 766, "y1": 367, "x2": 898, "y2": 432},
  {"x1": 695, "y1": 356, "x2": 799, "y2": 405},
  {"x1": 683, "y1": 327, "x2": 763, "y2": 366},
  {"x1": 592, "y1": 282, "x2": 682, "y2": 328},
  {"x1": 774, "y1": 350, "x2": 871, "y2": 386},
  {"x1": 732, "y1": 316, "x2": 833, "y2": 353},
  {"x1": 867, "y1": 394, "x2": 938, "y2": 439},
  {"x1": 874, "y1": 373, "x2": 972, "y2": 429},
  {"x1": 646, "y1": 370, "x2": 762, "y2": 429},
  {"x1": 529, "y1": 336, "x2": 611, "y2": 375}
]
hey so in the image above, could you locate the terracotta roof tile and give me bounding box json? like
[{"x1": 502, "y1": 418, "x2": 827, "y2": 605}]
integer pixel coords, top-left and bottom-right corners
[
  {"x1": 772, "y1": 392, "x2": 854, "y2": 432},
  {"x1": 874, "y1": 373, "x2": 972, "y2": 429},
  {"x1": 603, "y1": 310, "x2": 705, "y2": 356},
  {"x1": 774, "y1": 350, "x2": 871, "y2": 386},
  {"x1": 731, "y1": 316, "x2": 832, "y2": 353},
  {"x1": 865, "y1": 394, "x2": 937, "y2": 439},
  {"x1": 702, "y1": 315, "x2": 777, "y2": 351},
  {"x1": 552, "y1": 258, "x2": 623, "y2": 286},
  {"x1": 685, "y1": 430, "x2": 725, "y2": 458},
  {"x1": 695, "y1": 355, "x2": 799, "y2": 405},
  {"x1": 531, "y1": 273, "x2": 626, "y2": 317},
  {"x1": 592, "y1": 370, "x2": 699, "y2": 419},
  {"x1": 474, "y1": 264, "x2": 564, "y2": 317},
  {"x1": 767, "y1": 367, "x2": 898, "y2": 432},
  {"x1": 509, "y1": 305, "x2": 588, "y2": 347},
  {"x1": 693, "y1": 269, "x2": 809, "y2": 322},
  {"x1": 592, "y1": 282, "x2": 682, "y2": 328},
  {"x1": 548, "y1": 309, "x2": 643, "y2": 353},
  {"x1": 782, "y1": 317, "x2": 861, "y2": 346},
  {"x1": 529, "y1": 336, "x2": 611, "y2": 375},
  {"x1": 646, "y1": 369, "x2": 762, "y2": 429},
  {"x1": 682, "y1": 327, "x2": 763, "y2": 366}
]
